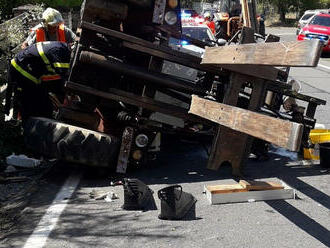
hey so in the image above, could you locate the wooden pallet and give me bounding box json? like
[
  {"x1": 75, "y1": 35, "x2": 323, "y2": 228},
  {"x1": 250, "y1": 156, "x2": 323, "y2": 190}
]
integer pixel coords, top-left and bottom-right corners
[{"x1": 204, "y1": 180, "x2": 295, "y2": 205}]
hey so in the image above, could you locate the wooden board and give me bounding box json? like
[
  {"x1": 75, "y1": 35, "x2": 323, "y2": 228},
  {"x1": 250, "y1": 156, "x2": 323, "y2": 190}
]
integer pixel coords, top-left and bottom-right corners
[
  {"x1": 81, "y1": 21, "x2": 283, "y2": 81},
  {"x1": 239, "y1": 180, "x2": 284, "y2": 191},
  {"x1": 207, "y1": 73, "x2": 246, "y2": 175},
  {"x1": 202, "y1": 40, "x2": 322, "y2": 67},
  {"x1": 206, "y1": 180, "x2": 284, "y2": 195},
  {"x1": 204, "y1": 181, "x2": 295, "y2": 205},
  {"x1": 206, "y1": 184, "x2": 248, "y2": 194},
  {"x1": 189, "y1": 95, "x2": 303, "y2": 151}
]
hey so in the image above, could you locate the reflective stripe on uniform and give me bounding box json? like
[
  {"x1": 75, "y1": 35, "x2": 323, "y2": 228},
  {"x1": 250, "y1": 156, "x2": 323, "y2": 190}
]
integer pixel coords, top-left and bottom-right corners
[
  {"x1": 36, "y1": 42, "x2": 56, "y2": 73},
  {"x1": 40, "y1": 74, "x2": 61, "y2": 81},
  {"x1": 11, "y1": 59, "x2": 40, "y2": 84},
  {"x1": 53, "y1": 62, "x2": 70, "y2": 68}
]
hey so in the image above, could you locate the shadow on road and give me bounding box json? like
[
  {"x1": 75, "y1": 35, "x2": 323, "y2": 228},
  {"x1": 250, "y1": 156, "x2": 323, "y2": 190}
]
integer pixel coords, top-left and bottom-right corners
[{"x1": 267, "y1": 200, "x2": 330, "y2": 247}]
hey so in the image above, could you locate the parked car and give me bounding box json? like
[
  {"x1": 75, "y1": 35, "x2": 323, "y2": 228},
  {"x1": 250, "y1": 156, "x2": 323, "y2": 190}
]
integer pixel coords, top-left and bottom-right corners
[
  {"x1": 296, "y1": 9, "x2": 329, "y2": 35},
  {"x1": 169, "y1": 24, "x2": 218, "y2": 56},
  {"x1": 297, "y1": 12, "x2": 330, "y2": 53}
]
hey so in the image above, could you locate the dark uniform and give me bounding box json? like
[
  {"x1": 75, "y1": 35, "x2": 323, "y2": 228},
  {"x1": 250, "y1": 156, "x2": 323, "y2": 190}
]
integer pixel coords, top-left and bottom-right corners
[{"x1": 9, "y1": 41, "x2": 70, "y2": 120}]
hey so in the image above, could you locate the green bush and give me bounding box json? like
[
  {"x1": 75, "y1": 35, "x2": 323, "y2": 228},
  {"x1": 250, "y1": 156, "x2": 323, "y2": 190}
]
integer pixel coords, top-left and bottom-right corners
[{"x1": 0, "y1": 0, "x2": 83, "y2": 19}]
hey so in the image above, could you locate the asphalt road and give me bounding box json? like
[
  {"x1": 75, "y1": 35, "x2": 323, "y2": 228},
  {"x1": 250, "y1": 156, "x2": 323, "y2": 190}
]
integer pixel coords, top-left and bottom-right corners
[
  {"x1": 268, "y1": 27, "x2": 330, "y2": 128},
  {"x1": 2, "y1": 27, "x2": 330, "y2": 248}
]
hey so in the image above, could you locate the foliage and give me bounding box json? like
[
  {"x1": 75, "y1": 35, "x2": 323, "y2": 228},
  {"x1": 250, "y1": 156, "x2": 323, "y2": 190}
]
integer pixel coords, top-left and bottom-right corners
[
  {"x1": 0, "y1": 0, "x2": 82, "y2": 19},
  {"x1": 0, "y1": 0, "x2": 22, "y2": 19},
  {"x1": 0, "y1": 5, "x2": 44, "y2": 83},
  {"x1": 33, "y1": 0, "x2": 83, "y2": 10},
  {"x1": 258, "y1": 0, "x2": 330, "y2": 22}
]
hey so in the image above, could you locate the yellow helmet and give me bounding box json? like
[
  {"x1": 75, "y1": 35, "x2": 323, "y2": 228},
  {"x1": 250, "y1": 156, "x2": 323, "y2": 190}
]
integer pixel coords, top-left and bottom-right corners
[{"x1": 42, "y1": 8, "x2": 64, "y2": 26}]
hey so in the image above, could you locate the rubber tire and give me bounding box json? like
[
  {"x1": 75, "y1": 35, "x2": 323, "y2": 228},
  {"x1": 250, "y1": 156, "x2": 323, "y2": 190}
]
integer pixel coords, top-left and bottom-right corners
[{"x1": 23, "y1": 117, "x2": 120, "y2": 168}]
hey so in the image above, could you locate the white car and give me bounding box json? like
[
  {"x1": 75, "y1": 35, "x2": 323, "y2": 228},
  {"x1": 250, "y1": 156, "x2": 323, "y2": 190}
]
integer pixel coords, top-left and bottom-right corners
[
  {"x1": 169, "y1": 25, "x2": 218, "y2": 57},
  {"x1": 297, "y1": 9, "x2": 329, "y2": 35}
]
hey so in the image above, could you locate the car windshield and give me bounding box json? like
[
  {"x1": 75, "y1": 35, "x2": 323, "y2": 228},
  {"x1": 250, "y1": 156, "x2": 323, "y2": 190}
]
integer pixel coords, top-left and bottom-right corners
[
  {"x1": 310, "y1": 15, "x2": 330, "y2": 27},
  {"x1": 182, "y1": 27, "x2": 211, "y2": 42},
  {"x1": 301, "y1": 13, "x2": 314, "y2": 21}
]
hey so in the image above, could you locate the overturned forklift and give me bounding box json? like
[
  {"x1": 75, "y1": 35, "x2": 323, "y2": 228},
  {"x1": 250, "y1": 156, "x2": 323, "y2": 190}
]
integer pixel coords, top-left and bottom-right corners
[{"x1": 18, "y1": 0, "x2": 325, "y2": 176}]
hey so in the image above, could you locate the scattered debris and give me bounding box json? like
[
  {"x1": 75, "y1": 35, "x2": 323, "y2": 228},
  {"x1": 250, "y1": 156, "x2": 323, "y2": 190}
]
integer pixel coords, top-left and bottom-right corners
[
  {"x1": 104, "y1": 192, "x2": 119, "y2": 202},
  {"x1": 6, "y1": 154, "x2": 41, "y2": 168},
  {"x1": 89, "y1": 189, "x2": 119, "y2": 201}
]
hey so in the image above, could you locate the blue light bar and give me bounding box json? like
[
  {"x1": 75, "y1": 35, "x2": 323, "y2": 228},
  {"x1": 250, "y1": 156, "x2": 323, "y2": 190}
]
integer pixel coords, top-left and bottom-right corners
[{"x1": 181, "y1": 40, "x2": 189, "y2": 45}]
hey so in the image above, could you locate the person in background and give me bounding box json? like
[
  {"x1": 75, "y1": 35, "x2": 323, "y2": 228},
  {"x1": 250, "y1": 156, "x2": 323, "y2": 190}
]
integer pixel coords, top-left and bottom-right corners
[
  {"x1": 21, "y1": 8, "x2": 76, "y2": 49},
  {"x1": 203, "y1": 12, "x2": 216, "y2": 34}
]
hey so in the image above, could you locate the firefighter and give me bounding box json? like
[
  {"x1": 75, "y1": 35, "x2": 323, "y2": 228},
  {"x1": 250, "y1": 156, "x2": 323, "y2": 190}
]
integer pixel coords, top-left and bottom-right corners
[
  {"x1": 203, "y1": 12, "x2": 216, "y2": 34},
  {"x1": 9, "y1": 41, "x2": 71, "y2": 120},
  {"x1": 21, "y1": 8, "x2": 76, "y2": 49}
]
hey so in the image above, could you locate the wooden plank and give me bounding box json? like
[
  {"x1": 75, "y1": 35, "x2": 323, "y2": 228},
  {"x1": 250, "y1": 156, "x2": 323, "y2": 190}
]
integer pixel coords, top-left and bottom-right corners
[
  {"x1": 189, "y1": 95, "x2": 303, "y2": 151},
  {"x1": 241, "y1": 0, "x2": 251, "y2": 28},
  {"x1": 206, "y1": 180, "x2": 284, "y2": 194},
  {"x1": 207, "y1": 73, "x2": 245, "y2": 174},
  {"x1": 206, "y1": 184, "x2": 248, "y2": 194},
  {"x1": 239, "y1": 26, "x2": 255, "y2": 44},
  {"x1": 204, "y1": 181, "x2": 295, "y2": 205},
  {"x1": 202, "y1": 40, "x2": 323, "y2": 67},
  {"x1": 81, "y1": 21, "x2": 282, "y2": 81},
  {"x1": 239, "y1": 180, "x2": 284, "y2": 191},
  {"x1": 248, "y1": 0, "x2": 258, "y2": 33}
]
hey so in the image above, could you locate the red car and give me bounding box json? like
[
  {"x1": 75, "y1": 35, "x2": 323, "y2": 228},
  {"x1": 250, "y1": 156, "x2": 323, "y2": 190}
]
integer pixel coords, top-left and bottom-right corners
[{"x1": 297, "y1": 12, "x2": 330, "y2": 52}]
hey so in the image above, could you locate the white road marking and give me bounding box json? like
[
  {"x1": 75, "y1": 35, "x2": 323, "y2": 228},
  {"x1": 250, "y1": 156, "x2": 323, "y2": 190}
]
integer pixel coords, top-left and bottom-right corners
[
  {"x1": 23, "y1": 172, "x2": 82, "y2": 248},
  {"x1": 318, "y1": 63, "x2": 330, "y2": 71}
]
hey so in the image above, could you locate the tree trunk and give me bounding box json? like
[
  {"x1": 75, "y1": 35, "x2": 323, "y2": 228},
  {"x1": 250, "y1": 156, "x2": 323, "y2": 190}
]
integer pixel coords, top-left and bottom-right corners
[
  {"x1": 277, "y1": 3, "x2": 286, "y2": 23},
  {"x1": 279, "y1": 10, "x2": 286, "y2": 22}
]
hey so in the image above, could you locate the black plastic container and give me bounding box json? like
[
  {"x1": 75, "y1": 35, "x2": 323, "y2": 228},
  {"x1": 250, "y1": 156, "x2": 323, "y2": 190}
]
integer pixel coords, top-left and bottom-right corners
[
  {"x1": 122, "y1": 178, "x2": 156, "y2": 210},
  {"x1": 319, "y1": 143, "x2": 330, "y2": 168},
  {"x1": 158, "y1": 185, "x2": 197, "y2": 220}
]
